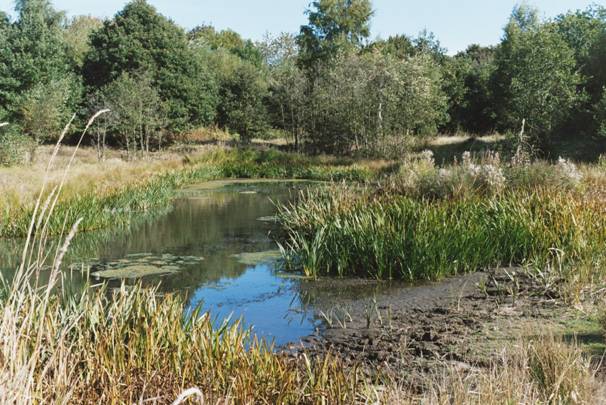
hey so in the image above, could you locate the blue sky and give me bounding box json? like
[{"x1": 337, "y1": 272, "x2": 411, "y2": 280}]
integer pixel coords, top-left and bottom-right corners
[{"x1": 0, "y1": 0, "x2": 600, "y2": 53}]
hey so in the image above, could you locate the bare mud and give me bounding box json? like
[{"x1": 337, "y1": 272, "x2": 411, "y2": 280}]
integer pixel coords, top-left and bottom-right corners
[{"x1": 286, "y1": 268, "x2": 604, "y2": 388}]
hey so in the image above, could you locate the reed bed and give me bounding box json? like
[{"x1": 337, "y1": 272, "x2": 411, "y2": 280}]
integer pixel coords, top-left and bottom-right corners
[
  {"x1": 278, "y1": 153, "x2": 606, "y2": 282},
  {"x1": 1, "y1": 281, "x2": 368, "y2": 404}
]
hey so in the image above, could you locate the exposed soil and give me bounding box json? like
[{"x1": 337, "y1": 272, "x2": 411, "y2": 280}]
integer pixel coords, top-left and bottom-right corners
[{"x1": 285, "y1": 268, "x2": 605, "y2": 388}]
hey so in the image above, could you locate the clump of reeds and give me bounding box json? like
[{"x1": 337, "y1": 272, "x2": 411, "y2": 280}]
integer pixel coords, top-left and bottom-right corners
[{"x1": 278, "y1": 164, "x2": 606, "y2": 280}]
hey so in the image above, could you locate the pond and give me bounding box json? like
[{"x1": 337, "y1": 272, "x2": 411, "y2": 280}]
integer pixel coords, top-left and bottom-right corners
[{"x1": 0, "y1": 180, "x2": 397, "y2": 346}]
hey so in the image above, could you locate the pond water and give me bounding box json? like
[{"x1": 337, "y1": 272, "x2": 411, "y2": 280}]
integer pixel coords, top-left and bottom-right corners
[
  {"x1": 0, "y1": 181, "x2": 312, "y2": 345},
  {"x1": 0, "y1": 180, "x2": 396, "y2": 346}
]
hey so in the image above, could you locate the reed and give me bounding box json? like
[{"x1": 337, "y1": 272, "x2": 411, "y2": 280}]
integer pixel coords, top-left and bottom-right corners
[{"x1": 278, "y1": 185, "x2": 606, "y2": 281}]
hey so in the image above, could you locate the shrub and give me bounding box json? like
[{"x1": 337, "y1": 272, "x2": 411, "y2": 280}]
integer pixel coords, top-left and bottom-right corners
[{"x1": 0, "y1": 126, "x2": 33, "y2": 166}]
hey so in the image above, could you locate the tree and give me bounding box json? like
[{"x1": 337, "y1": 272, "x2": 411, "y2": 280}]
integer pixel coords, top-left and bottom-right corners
[
  {"x1": 100, "y1": 72, "x2": 166, "y2": 157},
  {"x1": 19, "y1": 78, "x2": 79, "y2": 145},
  {"x1": 365, "y1": 34, "x2": 414, "y2": 59},
  {"x1": 306, "y1": 52, "x2": 447, "y2": 154},
  {"x1": 555, "y1": 6, "x2": 606, "y2": 135},
  {"x1": 297, "y1": 0, "x2": 373, "y2": 73},
  {"x1": 491, "y1": 6, "x2": 581, "y2": 146},
  {"x1": 217, "y1": 62, "x2": 269, "y2": 143},
  {"x1": 258, "y1": 32, "x2": 299, "y2": 67},
  {"x1": 189, "y1": 25, "x2": 264, "y2": 67},
  {"x1": 83, "y1": 0, "x2": 217, "y2": 131},
  {"x1": 0, "y1": 0, "x2": 78, "y2": 131},
  {"x1": 597, "y1": 89, "x2": 606, "y2": 138},
  {"x1": 0, "y1": 12, "x2": 11, "y2": 122},
  {"x1": 63, "y1": 15, "x2": 103, "y2": 69},
  {"x1": 445, "y1": 45, "x2": 496, "y2": 133}
]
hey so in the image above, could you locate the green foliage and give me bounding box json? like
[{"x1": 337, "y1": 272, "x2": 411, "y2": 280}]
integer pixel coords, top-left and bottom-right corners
[
  {"x1": 297, "y1": 0, "x2": 373, "y2": 72},
  {"x1": 0, "y1": 125, "x2": 34, "y2": 166},
  {"x1": 492, "y1": 6, "x2": 582, "y2": 146},
  {"x1": 0, "y1": 0, "x2": 78, "y2": 138},
  {"x1": 217, "y1": 62, "x2": 269, "y2": 142},
  {"x1": 445, "y1": 45, "x2": 496, "y2": 133},
  {"x1": 189, "y1": 24, "x2": 264, "y2": 67},
  {"x1": 306, "y1": 52, "x2": 448, "y2": 153},
  {"x1": 83, "y1": 0, "x2": 218, "y2": 131},
  {"x1": 279, "y1": 185, "x2": 606, "y2": 280},
  {"x1": 19, "y1": 76, "x2": 81, "y2": 143},
  {"x1": 98, "y1": 72, "x2": 166, "y2": 154},
  {"x1": 62, "y1": 15, "x2": 103, "y2": 68},
  {"x1": 596, "y1": 89, "x2": 606, "y2": 138}
]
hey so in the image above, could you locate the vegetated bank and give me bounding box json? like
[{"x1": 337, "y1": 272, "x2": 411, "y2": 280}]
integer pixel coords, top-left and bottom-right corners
[
  {"x1": 0, "y1": 147, "x2": 382, "y2": 238},
  {"x1": 278, "y1": 151, "x2": 606, "y2": 290}
]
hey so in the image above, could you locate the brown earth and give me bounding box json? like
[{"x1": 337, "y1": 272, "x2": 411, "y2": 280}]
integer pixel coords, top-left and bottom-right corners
[{"x1": 286, "y1": 269, "x2": 605, "y2": 389}]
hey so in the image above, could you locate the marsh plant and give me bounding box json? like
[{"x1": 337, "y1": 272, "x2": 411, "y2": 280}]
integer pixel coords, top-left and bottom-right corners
[{"x1": 278, "y1": 153, "x2": 606, "y2": 282}]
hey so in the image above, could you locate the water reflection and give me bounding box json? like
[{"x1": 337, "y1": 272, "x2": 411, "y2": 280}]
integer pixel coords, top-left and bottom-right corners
[{"x1": 0, "y1": 181, "x2": 321, "y2": 345}]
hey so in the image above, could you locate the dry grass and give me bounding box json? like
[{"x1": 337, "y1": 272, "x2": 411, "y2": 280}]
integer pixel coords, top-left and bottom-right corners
[
  {"x1": 0, "y1": 145, "x2": 184, "y2": 213},
  {"x1": 382, "y1": 338, "x2": 603, "y2": 404},
  {"x1": 425, "y1": 133, "x2": 507, "y2": 147}
]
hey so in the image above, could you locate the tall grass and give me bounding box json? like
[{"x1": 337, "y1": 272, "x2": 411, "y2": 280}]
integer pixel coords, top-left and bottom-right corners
[
  {"x1": 385, "y1": 337, "x2": 600, "y2": 404},
  {"x1": 278, "y1": 165, "x2": 606, "y2": 280}
]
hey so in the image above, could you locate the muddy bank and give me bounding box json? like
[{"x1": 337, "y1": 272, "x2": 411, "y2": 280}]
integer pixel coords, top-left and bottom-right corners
[{"x1": 286, "y1": 269, "x2": 603, "y2": 388}]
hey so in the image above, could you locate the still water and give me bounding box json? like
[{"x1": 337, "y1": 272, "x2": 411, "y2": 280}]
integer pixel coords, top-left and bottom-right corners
[
  {"x1": 0, "y1": 180, "x2": 391, "y2": 346},
  {"x1": 0, "y1": 181, "x2": 318, "y2": 345}
]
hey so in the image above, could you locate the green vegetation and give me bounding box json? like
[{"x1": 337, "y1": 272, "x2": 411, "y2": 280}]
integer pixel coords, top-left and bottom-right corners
[
  {"x1": 0, "y1": 148, "x2": 382, "y2": 238},
  {"x1": 1, "y1": 1, "x2": 606, "y2": 160},
  {"x1": 278, "y1": 154, "x2": 606, "y2": 282}
]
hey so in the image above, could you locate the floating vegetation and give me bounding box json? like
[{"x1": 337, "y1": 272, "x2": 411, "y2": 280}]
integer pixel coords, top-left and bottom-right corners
[
  {"x1": 92, "y1": 265, "x2": 178, "y2": 279},
  {"x1": 257, "y1": 215, "x2": 278, "y2": 222},
  {"x1": 89, "y1": 253, "x2": 204, "y2": 279},
  {"x1": 232, "y1": 250, "x2": 282, "y2": 266}
]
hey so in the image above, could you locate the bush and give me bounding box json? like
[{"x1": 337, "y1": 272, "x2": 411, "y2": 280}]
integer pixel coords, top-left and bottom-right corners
[{"x1": 0, "y1": 126, "x2": 33, "y2": 166}]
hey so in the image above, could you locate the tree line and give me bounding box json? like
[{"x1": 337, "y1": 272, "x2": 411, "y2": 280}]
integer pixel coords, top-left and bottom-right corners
[{"x1": 1, "y1": 0, "x2": 606, "y2": 160}]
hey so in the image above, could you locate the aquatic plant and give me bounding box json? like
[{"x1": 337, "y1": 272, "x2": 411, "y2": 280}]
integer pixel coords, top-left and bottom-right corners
[{"x1": 278, "y1": 185, "x2": 606, "y2": 281}]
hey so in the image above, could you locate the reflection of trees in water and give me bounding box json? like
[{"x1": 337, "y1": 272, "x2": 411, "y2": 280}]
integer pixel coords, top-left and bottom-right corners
[{"x1": 0, "y1": 185, "x2": 298, "y2": 294}]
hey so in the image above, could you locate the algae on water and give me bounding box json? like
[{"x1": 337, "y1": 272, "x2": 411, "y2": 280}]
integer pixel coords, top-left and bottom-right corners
[
  {"x1": 232, "y1": 250, "x2": 282, "y2": 266},
  {"x1": 92, "y1": 265, "x2": 179, "y2": 279},
  {"x1": 89, "y1": 253, "x2": 204, "y2": 279}
]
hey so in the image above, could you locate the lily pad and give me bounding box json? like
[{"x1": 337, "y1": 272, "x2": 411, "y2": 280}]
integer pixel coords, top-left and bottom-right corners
[
  {"x1": 92, "y1": 265, "x2": 179, "y2": 280},
  {"x1": 232, "y1": 250, "x2": 282, "y2": 266}
]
